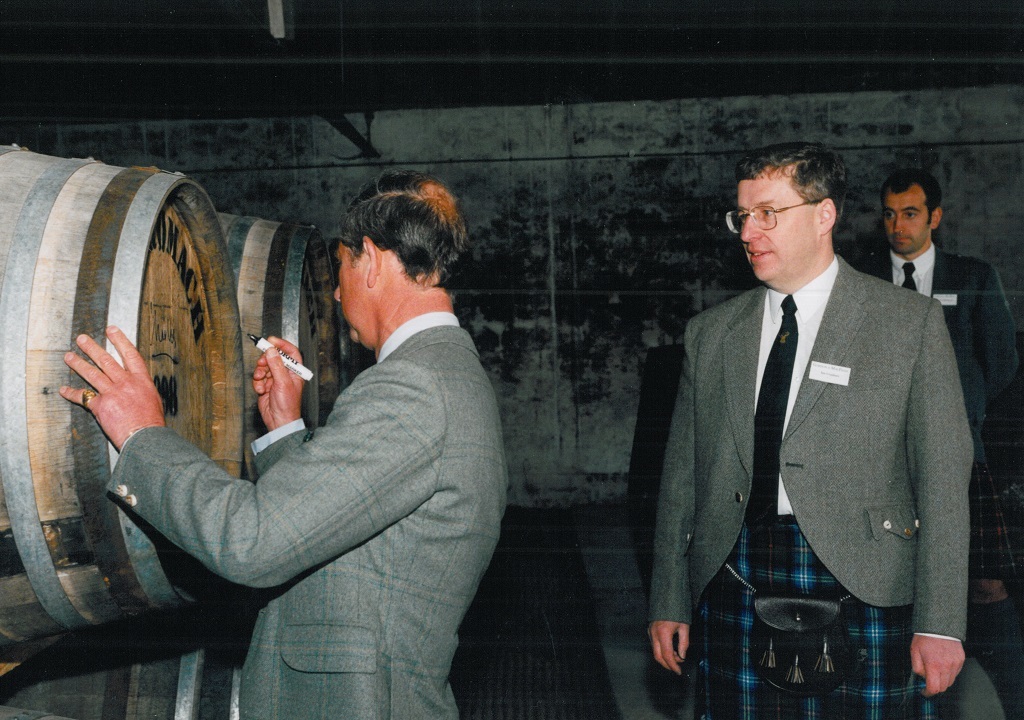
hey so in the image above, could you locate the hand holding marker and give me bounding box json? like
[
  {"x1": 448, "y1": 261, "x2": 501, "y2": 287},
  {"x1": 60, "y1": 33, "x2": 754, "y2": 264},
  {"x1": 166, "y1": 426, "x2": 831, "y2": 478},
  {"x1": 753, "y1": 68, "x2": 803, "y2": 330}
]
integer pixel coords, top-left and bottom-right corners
[{"x1": 248, "y1": 334, "x2": 314, "y2": 381}]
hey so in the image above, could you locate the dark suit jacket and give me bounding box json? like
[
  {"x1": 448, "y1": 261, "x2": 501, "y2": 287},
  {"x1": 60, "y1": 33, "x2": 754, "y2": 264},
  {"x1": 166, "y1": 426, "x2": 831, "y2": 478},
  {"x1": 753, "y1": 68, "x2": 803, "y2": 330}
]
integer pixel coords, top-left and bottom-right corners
[
  {"x1": 860, "y1": 246, "x2": 1019, "y2": 462},
  {"x1": 109, "y1": 326, "x2": 508, "y2": 720},
  {"x1": 649, "y1": 258, "x2": 973, "y2": 638}
]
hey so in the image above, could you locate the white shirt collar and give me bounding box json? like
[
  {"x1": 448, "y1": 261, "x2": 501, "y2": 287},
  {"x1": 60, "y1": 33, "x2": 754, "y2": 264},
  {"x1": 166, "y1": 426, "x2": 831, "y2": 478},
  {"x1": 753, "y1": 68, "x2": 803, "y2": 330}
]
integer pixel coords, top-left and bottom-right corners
[
  {"x1": 889, "y1": 243, "x2": 935, "y2": 275},
  {"x1": 377, "y1": 311, "x2": 460, "y2": 362},
  {"x1": 766, "y1": 256, "x2": 839, "y2": 324}
]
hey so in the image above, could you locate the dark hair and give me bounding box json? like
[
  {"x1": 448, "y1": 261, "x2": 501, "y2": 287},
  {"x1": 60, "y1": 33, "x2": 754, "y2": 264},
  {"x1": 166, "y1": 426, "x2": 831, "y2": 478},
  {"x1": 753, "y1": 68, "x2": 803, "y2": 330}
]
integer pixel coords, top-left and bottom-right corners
[
  {"x1": 880, "y1": 169, "x2": 942, "y2": 215},
  {"x1": 735, "y1": 142, "x2": 847, "y2": 219},
  {"x1": 338, "y1": 169, "x2": 469, "y2": 286}
]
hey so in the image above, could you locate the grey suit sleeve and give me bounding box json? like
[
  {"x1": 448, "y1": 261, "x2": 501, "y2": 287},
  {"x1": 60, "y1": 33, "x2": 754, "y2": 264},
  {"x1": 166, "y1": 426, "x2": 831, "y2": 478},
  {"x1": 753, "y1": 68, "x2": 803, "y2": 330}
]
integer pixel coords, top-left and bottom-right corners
[
  {"x1": 649, "y1": 326, "x2": 697, "y2": 625},
  {"x1": 908, "y1": 300, "x2": 974, "y2": 638},
  {"x1": 108, "y1": 359, "x2": 447, "y2": 588}
]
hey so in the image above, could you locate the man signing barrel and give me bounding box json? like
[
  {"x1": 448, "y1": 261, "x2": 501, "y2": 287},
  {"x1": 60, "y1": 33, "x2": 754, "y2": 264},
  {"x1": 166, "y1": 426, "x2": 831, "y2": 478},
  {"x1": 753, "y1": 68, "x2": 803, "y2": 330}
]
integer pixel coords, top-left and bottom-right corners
[{"x1": 61, "y1": 169, "x2": 508, "y2": 720}]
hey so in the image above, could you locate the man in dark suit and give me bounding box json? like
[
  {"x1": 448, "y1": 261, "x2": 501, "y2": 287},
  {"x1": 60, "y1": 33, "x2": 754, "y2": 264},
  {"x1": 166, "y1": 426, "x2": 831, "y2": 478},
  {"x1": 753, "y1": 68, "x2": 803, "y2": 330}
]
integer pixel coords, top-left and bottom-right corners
[
  {"x1": 648, "y1": 142, "x2": 973, "y2": 718},
  {"x1": 862, "y1": 168, "x2": 1022, "y2": 719},
  {"x1": 61, "y1": 170, "x2": 509, "y2": 719}
]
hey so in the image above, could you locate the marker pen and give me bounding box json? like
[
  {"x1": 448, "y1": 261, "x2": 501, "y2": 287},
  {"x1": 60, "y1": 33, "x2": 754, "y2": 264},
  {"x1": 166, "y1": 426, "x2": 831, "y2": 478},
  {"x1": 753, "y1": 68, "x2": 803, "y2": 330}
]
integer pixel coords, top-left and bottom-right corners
[{"x1": 247, "y1": 334, "x2": 314, "y2": 381}]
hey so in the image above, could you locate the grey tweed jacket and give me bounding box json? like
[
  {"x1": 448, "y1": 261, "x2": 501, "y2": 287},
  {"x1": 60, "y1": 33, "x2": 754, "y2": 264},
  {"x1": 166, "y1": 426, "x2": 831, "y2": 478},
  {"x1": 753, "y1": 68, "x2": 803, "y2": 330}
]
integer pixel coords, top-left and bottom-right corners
[
  {"x1": 110, "y1": 325, "x2": 508, "y2": 719},
  {"x1": 649, "y1": 258, "x2": 973, "y2": 639}
]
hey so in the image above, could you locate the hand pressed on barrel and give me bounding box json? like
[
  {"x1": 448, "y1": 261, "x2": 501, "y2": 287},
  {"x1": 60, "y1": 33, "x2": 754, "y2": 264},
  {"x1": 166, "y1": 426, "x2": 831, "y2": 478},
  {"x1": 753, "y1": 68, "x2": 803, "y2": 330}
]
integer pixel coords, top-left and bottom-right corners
[
  {"x1": 252, "y1": 335, "x2": 304, "y2": 431},
  {"x1": 59, "y1": 326, "x2": 166, "y2": 450}
]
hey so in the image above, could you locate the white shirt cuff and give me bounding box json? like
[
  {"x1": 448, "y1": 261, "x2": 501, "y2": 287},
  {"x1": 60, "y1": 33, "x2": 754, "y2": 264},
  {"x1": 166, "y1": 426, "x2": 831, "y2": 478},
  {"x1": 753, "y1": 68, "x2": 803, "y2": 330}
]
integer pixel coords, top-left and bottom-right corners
[
  {"x1": 251, "y1": 418, "x2": 306, "y2": 456},
  {"x1": 915, "y1": 632, "x2": 961, "y2": 642}
]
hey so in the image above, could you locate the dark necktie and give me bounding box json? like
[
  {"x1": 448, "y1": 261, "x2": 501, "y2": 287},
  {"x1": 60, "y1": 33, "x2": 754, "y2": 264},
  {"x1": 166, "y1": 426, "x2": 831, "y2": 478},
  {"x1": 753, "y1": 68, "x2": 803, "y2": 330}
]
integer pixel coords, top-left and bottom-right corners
[
  {"x1": 902, "y1": 262, "x2": 917, "y2": 291},
  {"x1": 747, "y1": 295, "x2": 799, "y2": 525}
]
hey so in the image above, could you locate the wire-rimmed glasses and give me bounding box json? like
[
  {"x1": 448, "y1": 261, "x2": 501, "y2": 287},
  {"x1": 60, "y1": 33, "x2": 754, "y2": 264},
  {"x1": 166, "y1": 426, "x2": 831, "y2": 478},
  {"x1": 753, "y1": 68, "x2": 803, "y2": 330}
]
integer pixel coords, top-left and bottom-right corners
[{"x1": 725, "y1": 200, "x2": 822, "y2": 234}]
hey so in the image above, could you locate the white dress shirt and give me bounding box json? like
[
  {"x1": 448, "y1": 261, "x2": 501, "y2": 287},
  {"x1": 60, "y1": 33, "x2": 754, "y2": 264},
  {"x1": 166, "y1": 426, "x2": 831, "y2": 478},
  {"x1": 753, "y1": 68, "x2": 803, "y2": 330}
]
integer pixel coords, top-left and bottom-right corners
[
  {"x1": 757, "y1": 257, "x2": 839, "y2": 514},
  {"x1": 376, "y1": 311, "x2": 461, "y2": 362},
  {"x1": 890, "y1": 244, "x2": 935, "y2": 297}
]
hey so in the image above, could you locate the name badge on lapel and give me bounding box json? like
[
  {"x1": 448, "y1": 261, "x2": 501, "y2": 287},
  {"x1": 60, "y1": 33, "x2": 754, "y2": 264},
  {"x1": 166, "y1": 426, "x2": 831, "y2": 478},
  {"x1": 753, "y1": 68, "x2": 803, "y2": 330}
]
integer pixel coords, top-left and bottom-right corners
[
  {"x1": 933, "y1": 293, "x2": 958, "y2": 306},
  {"x1": 809, "y1": 361, "x2": 851, "y2": 386}
]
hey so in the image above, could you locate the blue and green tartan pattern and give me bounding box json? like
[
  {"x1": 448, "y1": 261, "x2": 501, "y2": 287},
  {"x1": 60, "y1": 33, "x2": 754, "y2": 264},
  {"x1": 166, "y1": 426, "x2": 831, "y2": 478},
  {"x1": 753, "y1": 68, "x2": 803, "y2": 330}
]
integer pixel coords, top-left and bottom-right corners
[
  {"x1": 695, "y1": 518, "x2": 936, "y2": 720},
  {"x1": 968, "y1": 461, "x2": 1020, "y2": 579}
]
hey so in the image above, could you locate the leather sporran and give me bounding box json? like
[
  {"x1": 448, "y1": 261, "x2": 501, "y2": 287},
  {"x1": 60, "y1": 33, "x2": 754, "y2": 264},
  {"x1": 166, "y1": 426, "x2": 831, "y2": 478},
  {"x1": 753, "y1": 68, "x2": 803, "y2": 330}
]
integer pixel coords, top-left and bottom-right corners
[{"x1": 750, "y1": 594, "x2": 854, "y2": 696}]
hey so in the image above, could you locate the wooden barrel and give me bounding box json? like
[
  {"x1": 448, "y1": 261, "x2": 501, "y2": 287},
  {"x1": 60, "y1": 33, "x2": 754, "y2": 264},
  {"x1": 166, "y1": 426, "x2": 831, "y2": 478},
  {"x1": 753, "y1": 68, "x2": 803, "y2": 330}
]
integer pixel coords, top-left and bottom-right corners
[
  {"x1": 0, "y1": 147, "x2": 245, "y2": 647},
  {"x1": 0, "y1": 606, "x2": 248, "y2": 720},
  {"x1": 218, "y1": 214, "x2": 341, "y2": 478}
]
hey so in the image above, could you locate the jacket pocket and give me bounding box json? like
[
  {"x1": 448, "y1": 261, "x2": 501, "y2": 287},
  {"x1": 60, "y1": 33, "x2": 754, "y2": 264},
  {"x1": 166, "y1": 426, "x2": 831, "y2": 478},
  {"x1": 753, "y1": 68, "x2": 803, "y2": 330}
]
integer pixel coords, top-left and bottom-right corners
[
  {"x1": 280, "y1": 623, "x2": 378, "y2": 673},
  {"x1": 865, "y1": 506, "x2": 919, "y2": 541}
]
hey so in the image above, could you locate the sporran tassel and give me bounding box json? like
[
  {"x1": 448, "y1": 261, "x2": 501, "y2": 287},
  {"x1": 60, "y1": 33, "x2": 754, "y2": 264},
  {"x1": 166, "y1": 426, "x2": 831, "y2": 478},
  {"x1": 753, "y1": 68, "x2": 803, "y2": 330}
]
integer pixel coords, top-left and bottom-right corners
[
  {"x1": 760, "y1": 637, "x2": 776, "y2": 668},
  {"x1": 786, "y1": 654, "x2": 805, "y2": 684},
  {"x1": 815, "y1": 636, "x2": 835, "y2": 673}
]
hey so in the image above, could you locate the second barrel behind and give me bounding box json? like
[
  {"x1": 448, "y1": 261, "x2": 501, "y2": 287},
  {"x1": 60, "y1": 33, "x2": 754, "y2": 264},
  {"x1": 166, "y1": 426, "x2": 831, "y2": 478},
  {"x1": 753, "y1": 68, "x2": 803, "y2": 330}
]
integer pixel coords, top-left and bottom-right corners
[{"x1": 220, "y1": 214, "x2": 342, "y2": 478}]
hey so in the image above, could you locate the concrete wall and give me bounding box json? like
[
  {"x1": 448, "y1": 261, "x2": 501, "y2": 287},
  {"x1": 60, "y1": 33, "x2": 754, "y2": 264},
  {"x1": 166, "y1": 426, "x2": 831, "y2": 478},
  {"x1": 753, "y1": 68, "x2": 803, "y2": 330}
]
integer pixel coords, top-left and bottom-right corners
[{"x1": 4, "y1": 83, "x2": 1023, "y2": 506}]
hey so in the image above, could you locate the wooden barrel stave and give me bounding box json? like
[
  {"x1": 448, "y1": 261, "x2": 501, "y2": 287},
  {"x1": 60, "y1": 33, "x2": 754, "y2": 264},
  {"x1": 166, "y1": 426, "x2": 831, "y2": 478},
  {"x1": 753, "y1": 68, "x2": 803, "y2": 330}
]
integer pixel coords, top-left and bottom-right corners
[
  {"x1": 0, "y1": 576, "x2": 62, "y2": 645},
  {"x1": 0, "y1": 154, "x2": 69, "y2": 643},
  {"x1": 29, "y1": 163, "x2": 128, "y2": 631},
  {"x1": 0, "y1": 155, "x2": 101, "y2": 635}
]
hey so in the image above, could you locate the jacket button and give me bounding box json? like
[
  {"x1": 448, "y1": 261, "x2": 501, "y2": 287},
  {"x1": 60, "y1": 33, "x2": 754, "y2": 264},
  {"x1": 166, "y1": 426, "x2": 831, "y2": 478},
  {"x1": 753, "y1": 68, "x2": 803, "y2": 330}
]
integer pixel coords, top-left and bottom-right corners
[
  {"x1": 904, "y1": 528, "x2": 912, "y2": 537},
  {"x1": 124, "y1": 494, "x2": 138, "y2": 507},
  {"x1": 114, "y1": 484, "x2": 129, "y2": 497},
  {"x1": 883, "y1": 520, "x2": 892, "y2": 530},
  {"x1": 735, "y1": 492, "x2": 743, "y2": 503}
]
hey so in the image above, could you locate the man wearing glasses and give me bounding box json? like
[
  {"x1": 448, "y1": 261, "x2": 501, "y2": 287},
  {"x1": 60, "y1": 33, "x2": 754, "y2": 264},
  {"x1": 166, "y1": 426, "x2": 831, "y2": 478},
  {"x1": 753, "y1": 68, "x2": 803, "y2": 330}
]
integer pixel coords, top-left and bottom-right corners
[{"x1": 648, "y1": 142, "x2": 973, "y2": 718}]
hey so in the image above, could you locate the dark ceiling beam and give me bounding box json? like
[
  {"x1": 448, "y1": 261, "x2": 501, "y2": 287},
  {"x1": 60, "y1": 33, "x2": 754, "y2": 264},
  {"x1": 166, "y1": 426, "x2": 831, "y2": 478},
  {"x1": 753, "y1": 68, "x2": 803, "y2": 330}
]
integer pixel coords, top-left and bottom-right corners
[
  {"x1": 2, "y1": 52, "x2": 1022, "y2": 66},
  {"x1": 320, "y1": 114, "x2": 381, "y2": 159},
  {"x1": 0, "y1": 3, "x2": 1021, "y2": 122}
]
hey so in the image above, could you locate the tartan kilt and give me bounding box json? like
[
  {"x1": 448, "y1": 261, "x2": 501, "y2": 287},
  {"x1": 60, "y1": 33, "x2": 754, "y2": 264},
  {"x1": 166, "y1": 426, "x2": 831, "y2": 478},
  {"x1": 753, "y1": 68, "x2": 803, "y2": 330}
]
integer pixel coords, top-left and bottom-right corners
[
  {"x1": 694, "y1": 518, "x2": 936, "y2": 720},
  {"x1": 968, "y1": 461, "x2": 1020, "y2": 579}
]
